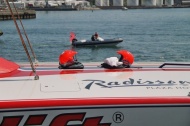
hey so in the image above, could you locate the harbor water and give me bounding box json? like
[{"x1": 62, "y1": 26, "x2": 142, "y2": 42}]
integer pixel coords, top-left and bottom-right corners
[{"x1": 0, "y1": 8, "x2": 190, "y2": 63}]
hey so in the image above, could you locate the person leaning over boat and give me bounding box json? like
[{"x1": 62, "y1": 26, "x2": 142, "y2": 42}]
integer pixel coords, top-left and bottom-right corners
[
  {"x1": 72, "y1": 38, "x2": 78, "y2": 43},
  {"x1": 94, "y1": 32, "x2": 99, "y2": 40},
  {"x1": 91, "y1": 32, "x2": 104, "y2": 41},
  {"x1": 70, "y1": 32, "x2": 78, "y2": 43},
  {"x1": 91, "y1": 32, "x2": 98, "y2": 41},
  {"x1": 71, "y1": 34, "x2": 78, "y2": 42}
]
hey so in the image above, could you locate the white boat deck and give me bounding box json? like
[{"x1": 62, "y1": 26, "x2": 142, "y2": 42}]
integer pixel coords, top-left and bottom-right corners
[{"x1": 1, "y1": 62, "x2": 190, "y2": 101}]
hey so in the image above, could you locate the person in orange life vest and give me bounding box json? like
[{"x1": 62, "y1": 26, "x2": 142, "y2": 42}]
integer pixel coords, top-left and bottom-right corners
[
  {"x1": 94, "y1": 32, "x2": 99, "y2": 40},
  {"x1": 70, "y1": 32, "x2": 78, "y2": 43}
]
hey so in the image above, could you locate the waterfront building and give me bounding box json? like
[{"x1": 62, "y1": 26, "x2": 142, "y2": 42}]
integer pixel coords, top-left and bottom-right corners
[
  {"x1": 156, "y1": 0, "x2": 163, "y2": 6},
  {"x1": 113, "y1": 0, "x2": 123, "y2": 6},
  {"x1": 141, "y1": 0, "x2": 157, "y2": 6},
  {"x1": 95, "y1": 0, "x2": 109, "y2": 6},
  {"x1": 165, "y1": 0, "x2": 174, "y2": 6},
  {"x1": 1, "y1": 0, "x2": 190, "y2": 9},
  {"x1": 181, "y1": 0, "x2": 190, "y2": 5},
  {"x1": 127, "y1": 0, "x2": 139, "y2": 6}
]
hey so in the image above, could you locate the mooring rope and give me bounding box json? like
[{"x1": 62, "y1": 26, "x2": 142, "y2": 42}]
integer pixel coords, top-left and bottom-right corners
[
  {"x1": 5, "y1": 0, "x2": 39, "y2": 80},
  {"x1": 12, "y1": 2, "x2": 38, "y2": 65}
]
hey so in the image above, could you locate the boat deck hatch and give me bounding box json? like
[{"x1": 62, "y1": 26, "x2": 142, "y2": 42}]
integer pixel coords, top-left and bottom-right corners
[{"x1": 40, "y1": 75, "x2": 81, "y2": 92}]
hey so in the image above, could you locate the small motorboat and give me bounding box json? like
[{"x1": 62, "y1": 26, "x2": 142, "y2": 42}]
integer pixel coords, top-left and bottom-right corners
[
  {"x1": 70, "y1": 32, "x2": 123, "y2": 47},
  {"x1": 122, "y1": 7, "x2": 128, "y2": 10}
]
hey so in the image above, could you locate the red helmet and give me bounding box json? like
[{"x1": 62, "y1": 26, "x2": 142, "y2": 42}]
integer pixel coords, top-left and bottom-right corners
[
  {"x1": 59, "y1": 50, "x2": 77, "y2": 64},
  {"x1": 117, "y1": 50, "x2": 134, "y2": 65}
]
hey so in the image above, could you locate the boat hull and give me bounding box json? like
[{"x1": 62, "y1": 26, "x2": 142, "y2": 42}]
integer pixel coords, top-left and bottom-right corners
[
  {"x1": 0, "y1": 100, "x2": 190, "y2": 126},
  {"x1": 72, "y1": 38, "x2": 123, "y2": 47},
  {"x1": 29, "y1": 6, "x2": 77, "y2": 11},
  {"x1": 1, "y1": 61, "x2": 190, "y2": 125}
]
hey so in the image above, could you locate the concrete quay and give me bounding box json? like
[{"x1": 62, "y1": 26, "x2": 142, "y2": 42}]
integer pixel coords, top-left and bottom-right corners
[{"x1": 0, "y1": 9, "x2": 36, "y2": 21}]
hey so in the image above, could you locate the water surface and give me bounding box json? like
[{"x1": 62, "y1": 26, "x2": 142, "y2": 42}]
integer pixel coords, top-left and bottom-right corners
[{"x1": 0, "y1": 8, "x2": 190, "y2": 62}]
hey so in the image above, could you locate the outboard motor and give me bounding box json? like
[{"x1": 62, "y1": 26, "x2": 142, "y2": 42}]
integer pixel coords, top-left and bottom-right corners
[{"x1": 59, "y1": 50, "x2": 84, "y2": 69}]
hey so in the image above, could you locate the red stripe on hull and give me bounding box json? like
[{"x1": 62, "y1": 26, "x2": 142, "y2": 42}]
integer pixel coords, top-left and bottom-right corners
[
  {"x1": 1, "y1": 68, "x2": 190, "y2": 78},
  {"x1": 0, "y1": 97, "x2": 190, "y2": 109}
]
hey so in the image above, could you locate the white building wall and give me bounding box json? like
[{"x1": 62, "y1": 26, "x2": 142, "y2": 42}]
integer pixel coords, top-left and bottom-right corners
[
  {"x1": 34, "y1": 1, "x2": 46, "y2": 7},
  {"x1": 8, "y1": 2, "x2": 25, "y2": 8},
  {"x1": 102, "y1": 0, "x2": 109, "y2": 6},
  {"x1": 95, "y1": 0, "x2": 109, "y2": 6},
  {"x1": 141, "y1": 0, "x2": 156, "y2": 6},
  {"x1": 165, "y1": 0, "x2": 174, "y2": 6},
  {"x1": 156, "y1": 0, "x2": 163, "y2": 6},
  {"x1": 113, "y1": 0, "x2": 123, "y2": 6},
  {"x1": 95, "y1": 0, "x2": 102, "y2": 6},
  {"x1": 127, "y1": 0, "x2": 139, "y2": 6},
  {"x1": 17, "y1": 0, "x2": 27, "y2": 3},
  {"x1": 72, "y1": 1, "x2": 90, "y2": 6},
  {"x1": 56, "y1": 1, "x2": 65, "y2": 6}
]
